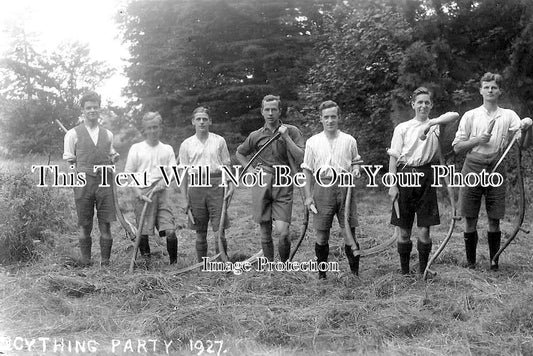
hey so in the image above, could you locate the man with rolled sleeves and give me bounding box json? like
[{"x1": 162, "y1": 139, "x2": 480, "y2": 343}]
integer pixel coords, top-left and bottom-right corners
[
  {"x1": 179, "y1": 107, "x2": 235, "y2": 262},
  {"x1": 125, "y1": 112, "x2": 178, "y2": 265},
  {"x1": 63, "y1": 91, "x2": 119, "y2": 266}
]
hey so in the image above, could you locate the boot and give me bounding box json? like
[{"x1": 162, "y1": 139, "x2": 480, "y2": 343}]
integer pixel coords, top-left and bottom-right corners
[
  {"x1": 79, "y1": 238, "x2": 92, "y2": 266},
  {"x1": 261, "y1": 240, "x2": 275, "y2": 262},
  {"x1": 315, "y1": 243, "x2": 329, "y2": 280},
  {"x1": 278, "y1": 237, "x2": 291, "y2": 262},
  {"x1": 196, "y1": 239, "x2": 208, "y2": 263},
  {"x1": 417, "y1": 241, "x2": 432, "y2": 274},
  {"x1": 397, "y1": 241, "x2": 413, "y2": 275},
  {"x1": 100, "y1": 238, "x2": 113, "y2": 266},
  {"x1": 166, "y1": 233, "x2": 178, "y2": 265},
  {"x1": 464, "y1": 231, "x2": 478, "y2": 269},
  {"x1": 488, "y1": 231, "x2": 501, "y2": 271},
  {"x1": 345, "y1": 244, "x2": 360, "y2": 276}
]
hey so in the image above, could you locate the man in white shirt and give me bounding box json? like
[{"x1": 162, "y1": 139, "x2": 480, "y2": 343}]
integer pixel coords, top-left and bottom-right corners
[
  {"x1": 388, "y1": 87, "x2": 459, "y2": 275},
  {"x1": 179, "y1": 107, "x2": 234, "y2": 262},
  {"x1": 453, "y1": 72, "x2": 532, "y2": 270},
  {"x1": 63, "y1": 91, "x2": 119, "y2": 266},
  {"x1": 302, "y1": 100, "x2": 362, "y2": 279},
  {"x1": 125, "y1": 112, "x2": 178, "y2": 265}
]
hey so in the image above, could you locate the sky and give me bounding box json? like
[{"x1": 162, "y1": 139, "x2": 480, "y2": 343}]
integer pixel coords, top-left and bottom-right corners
[{"x1": 0, "y1": 0, "x2": 129, "y2": 106}]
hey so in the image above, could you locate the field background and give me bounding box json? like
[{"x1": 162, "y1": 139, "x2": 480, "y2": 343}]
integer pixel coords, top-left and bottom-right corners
[{"x1": 1, "y1": 154, "x2": 533, "y2": 356}]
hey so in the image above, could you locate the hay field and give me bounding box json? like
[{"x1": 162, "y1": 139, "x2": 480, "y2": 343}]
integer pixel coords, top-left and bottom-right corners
[{"x1": 1, "y1": 156, "x2": 533, "y2": 355}]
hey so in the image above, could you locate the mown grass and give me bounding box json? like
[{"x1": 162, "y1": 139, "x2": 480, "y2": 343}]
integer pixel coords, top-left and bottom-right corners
[{"x1": 1, "y1": 155, "x2": 532, "y2": 355}]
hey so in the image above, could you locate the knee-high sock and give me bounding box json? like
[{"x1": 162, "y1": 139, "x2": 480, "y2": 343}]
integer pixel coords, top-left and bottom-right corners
[
  {"x1": 464, "y1": 231, "x2": 478, "y2": 268},
  {"x1": 345, "y1": 243, "x2": 360, "y2": 275},
  {"x1": 488, "y1": 231, "x2": 501, "y2": 270},
  {"x1": 397, "y1": 241, "x2": 412, "y2": 275},
  {"x1": 166, "y1": 232, "x2": 178, "y2": 264},
  {"x1": 315, "y1": 243, "x2": 329, "y2": 279},
  {"x1": 99, "y1": 237, "x2": 112, "y2": 266},
  {"x1": 417, "y1": 241, "x2": 432, "y2": 274}
]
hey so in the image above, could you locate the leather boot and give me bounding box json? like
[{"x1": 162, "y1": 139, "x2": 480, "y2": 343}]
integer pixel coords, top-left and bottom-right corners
[{"x1": 397, "y1": 241, "x2": 412, "y2": 275}]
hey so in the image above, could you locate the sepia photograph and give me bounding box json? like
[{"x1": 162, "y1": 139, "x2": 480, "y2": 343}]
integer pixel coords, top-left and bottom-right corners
[{"x1": 1, "y1": 0, "x2": 533, "y2": 355}]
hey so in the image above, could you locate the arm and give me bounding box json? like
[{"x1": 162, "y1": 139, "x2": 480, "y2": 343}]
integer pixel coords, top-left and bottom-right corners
[
  {"x1": 279, "y1": 125, "x2": 304, "y2": 164},
  {"x1": 108, "y1": 131, "x2": 120, "y2": 163},
  {"x1": 453, "y1": 113, "x2": 491, "y2": 155},
  {"x1": 388, "y1": 155, "x2": 399, "y2": 202},
  {"x1": 63, "y1": 129, "x2": 77, "y2": 163},
  {"x1": 303, "y1": 168, "x2": 315, "y2": 208},
  {"x1": 521, "y1": 117, "x2": 533, "y2": 149}
]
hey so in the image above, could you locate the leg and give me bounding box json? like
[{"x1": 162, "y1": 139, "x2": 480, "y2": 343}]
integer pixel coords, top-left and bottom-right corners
[
  {"x1": 487, "y1": 218, "x2": 501, "y2": 270},
  {"x1": 464, "y1": 217, "x2": 478, "y2": 269},
  {"x1": 315, "y1": 230, "x2": 330, "y2": 279},
  {"x1": 79, "y1": 224, "x2": 93, "y2": 266},
  {"x1": 165, "y1": 229, "x2": 178, "y2": 265},
  {"x1": 274, "y1": 220, "x2": 291, "y2": 262},
  {"x1": 195, "y1": 230, "x2": 208, "y2": 263},
  {"x1": 260, "y1": 222, "x2": 274, "y2": 261},
  {"x1": 98, "y1": 222, "x2": 113, "y2": 266},
  {"x1": 215, "y1": 229, "x2": 228, "y2": 256},
  {"x1": 342, "y1": 227, "x2": 359, "y2": 276},
  {"x1": 397, "y1": 227, "x2": 412, "y2": 275},
  {"x1": 417, "y1": 226, "x2": 432, "y2": 274}
]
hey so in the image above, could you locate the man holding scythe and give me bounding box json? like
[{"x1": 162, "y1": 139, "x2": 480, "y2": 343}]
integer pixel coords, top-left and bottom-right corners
[
  {"x1": 302, "y1": 100, "x2": 362, "y2": 280},
  {"x1": 179, "y1": 106, "x2": 234, "y2": 263},
  {"x1": 388, "y1": 87, "x2": 459, "y2": 275},
  {"x1": 63, "y1": 91, "x2": 119, "y2": 266},
  {"x1": 452, "y1": 72, "x2": 532, "y2": 270},
  {"x1": 125, "y1": 112, "x2": 178, "y2": 265},
  {"x1": 236, "y1": 95, "x2": 305, "y2": 262}
]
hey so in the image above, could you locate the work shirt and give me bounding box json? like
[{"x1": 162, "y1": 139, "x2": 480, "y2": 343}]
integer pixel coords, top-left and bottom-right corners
[
  {"x1": 452, "y1": 106, "x2": 520, "y2": 156},
  {"x1": 302, "y1": 130, "x2": 361, "y2": 178},
  {"x1": 125, "y1": 141, "x2": 177, "y2": 186},
  {"x1": 237, "y1": 124, "x2": 305, "y2": 168},
  {"x1": 179, "y1": 133, "x2": 231, "y2": 174},
  {"x1": 387, "y1": 118, "x2": 440, "y2": 167}
]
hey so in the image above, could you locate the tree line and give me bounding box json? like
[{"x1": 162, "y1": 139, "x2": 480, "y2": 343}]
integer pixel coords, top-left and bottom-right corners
[{"x1": 2, "y1": 0, "x2": 532, "y2": 166}]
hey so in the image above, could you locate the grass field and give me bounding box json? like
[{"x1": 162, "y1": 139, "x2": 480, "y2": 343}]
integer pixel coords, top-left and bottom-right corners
[{"x1": 1, "y1": 155, "x2": 533, "y2": 355}]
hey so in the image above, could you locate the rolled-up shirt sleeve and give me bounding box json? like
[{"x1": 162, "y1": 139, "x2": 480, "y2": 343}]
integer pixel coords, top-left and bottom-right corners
[
  {"x1": 387, "y1": 126, "x2": 403, "y2": 159},
  {"x1": 236, "y1": 134, "x2": 254, "y2": 156},
  {"x1": 350, "y1": 139, "x2": 362, "y2": 165},
  {"x1": 301, "y1": 140, "x2": 315, "y2": 172},
  {"x1": 63, "y1": 129, "x2": 77, "y2": 162}
]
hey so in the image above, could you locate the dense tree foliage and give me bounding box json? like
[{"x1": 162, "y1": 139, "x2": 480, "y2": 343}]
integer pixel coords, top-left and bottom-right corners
[{"x1": 118, "y1": 0, "x2": 335, "y2": 144}]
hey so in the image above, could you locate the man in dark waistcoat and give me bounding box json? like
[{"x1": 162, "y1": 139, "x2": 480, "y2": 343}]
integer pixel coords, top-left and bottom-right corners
[{"x1": 63, "y1": 91, "x2": 119, "y2": 266}]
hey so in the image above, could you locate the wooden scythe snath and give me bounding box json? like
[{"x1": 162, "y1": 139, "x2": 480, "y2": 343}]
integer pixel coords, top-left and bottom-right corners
[
  {"x1": 55, "y1": 119, "x2": 137, "y2": 241},
  {"x1": 129, "y1": 181, "x2": 160, "y2": 273},
  {"x1": 423, "y1": 144, "x2": 461, "y2": 280},
  {"x1": 490, "y1": 132, "x2": 530, "y2": 267},
  {"x1": 422, "y1": 120, "x2": 495, "y2": 279},
  {"x1": 217, "y1": 185, "x2": 230, "y2": 262}
]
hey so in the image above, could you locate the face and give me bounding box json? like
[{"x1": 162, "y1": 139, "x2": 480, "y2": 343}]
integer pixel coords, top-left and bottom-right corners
[
  {"x1": 480, "y1": 80, "x2": 501, "y2": 102},
  {"x1": 82, "y1": 100, "x2": 100, "y2": 125},
  {"x1": 320, "y1": 106, "x2": 340, "y2": 133},
  {"x1": 143, "y1": 119, "x2": 162, "y2": 143},
  {"x1": 192, "y1": 113, "x2": 211, "y2": 134},
  {"x1": 411, "y1": 93, "x2": 432, "y2": 119},
  {"x1": 261, "y1": 101, "x2": 280, "y2": 125}
]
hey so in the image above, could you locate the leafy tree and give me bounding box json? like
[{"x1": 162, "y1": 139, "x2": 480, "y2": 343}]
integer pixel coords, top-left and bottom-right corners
[
  {"x1": 118, "y1": 0, "x2": 334, "y2": 145},
  {"x1": 305, "y1": 0, "x2": 413, "y2": 165}
]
